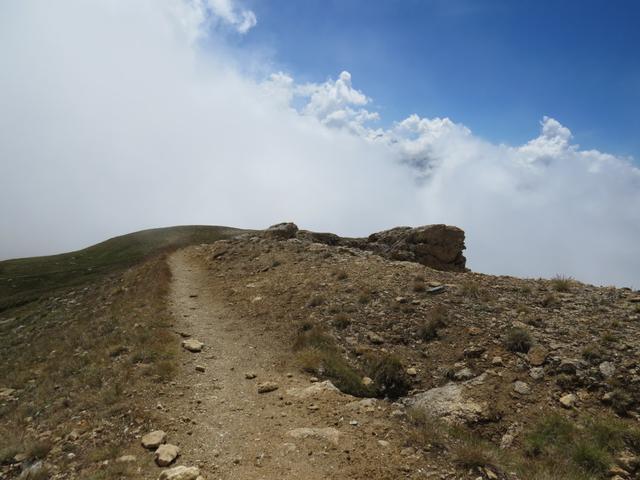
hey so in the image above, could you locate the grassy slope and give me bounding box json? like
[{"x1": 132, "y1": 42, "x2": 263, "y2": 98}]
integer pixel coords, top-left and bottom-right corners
[{"x1": 0, "y1": 225, "x2": 248, "y2": 311}]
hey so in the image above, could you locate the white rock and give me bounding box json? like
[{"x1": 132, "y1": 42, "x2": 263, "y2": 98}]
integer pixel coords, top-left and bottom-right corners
[
  {"x1": 559, "y1": 393, "x2": 577, "y2": 408},
  {"x1": 155, "y1": 444, "x2": 180, "y2": 467},
  {"x1": 599, "y1": 361, "x2": 615, "y2": 378},
  {"x1": 181, "y1": 339, "x2": 203, "y2": 352},
  {"x1": 287, "y1": 427, "x2": 340, "y2": 446},
  {"x1": 158, "y1": 466, "x2": 200, "y2": 480},
  {"x1": 513, "y1": 381, "x2": 531, "y2": 395},
  {"x1": 141, "y1": 430, "x2": 166, "y2": 449},
  {"x1": 286, "y1": 381, "x2": 340, "y2": 399}
]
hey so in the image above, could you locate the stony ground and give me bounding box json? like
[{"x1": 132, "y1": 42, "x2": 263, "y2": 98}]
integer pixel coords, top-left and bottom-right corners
[{"x1": 3, "y1": 228, "x2": 640, "y2": 480}]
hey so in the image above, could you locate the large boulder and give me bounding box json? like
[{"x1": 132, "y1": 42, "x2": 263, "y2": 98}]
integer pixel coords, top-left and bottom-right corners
[
  {"x1": 364, "y1": 225, "x2": 466, "y2": 271},
  {"x1": 404, "y1": 374, "x2": 489, "y2": 424}
]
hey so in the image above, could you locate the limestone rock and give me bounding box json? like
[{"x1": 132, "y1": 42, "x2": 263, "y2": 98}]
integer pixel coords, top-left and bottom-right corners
[
  {"x1": 257, "y1": 381, "x2": 279, "y2": 393},
  {"x1": 287, "y1": 427, "x2": 341, "y2": 446},
  {"x1": 406, "y1": 376, "x2": 489, "y2": 424},
  {"x1": 513, "y1": 381, "x2": 531, "y2": 395},
  {"x1": 599, "y1": 361, "x2": 616, "y2": 378},
  {"x1": 559, "y1": 393, "x2": 577, "y2": 408},
  {"x1": 158, "y1": 466, "x2": 200, "y2": 480},
  {"x1": 181, "y1": 339, "x2": 203, "y2": 352},
  {"x1": 286, "y1": 380, "x2": 340, "y2": 399},
  {"x1": 141, "y1": 430, "x2": 167, "y2": 449},
  {"x1": 155, "y1": 444, "x2": 180, "y2": 467}
]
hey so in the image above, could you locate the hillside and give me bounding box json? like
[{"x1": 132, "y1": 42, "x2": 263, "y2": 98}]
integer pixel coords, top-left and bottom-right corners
[
  {"x1": 2, "y1": 223, "x2": 640, "y2": 480},
  {"x1": 0, "y1": 225, "x2": 249, "y2": 311}
]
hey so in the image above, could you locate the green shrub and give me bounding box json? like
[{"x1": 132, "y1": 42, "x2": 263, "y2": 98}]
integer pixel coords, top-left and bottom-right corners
[
  {"x1": 332, "y1": 313, "x2": 351, "y2": 330},
  {"x1": 504, "y1": 327, "x2": 533, "y2": 353},
  {"x1": 551, "y1": 275, "x2": 573, "y2": 293},
  {"x1": 571, "y1": 441, "x2": 610, "y2": 475},
  {"x1": 365, "y1": 354, "x2": 410, "y2": 399}
]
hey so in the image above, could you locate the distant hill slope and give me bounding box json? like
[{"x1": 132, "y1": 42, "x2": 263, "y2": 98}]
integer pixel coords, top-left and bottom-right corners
[{"x1": 0, "y1": 225, "x2": 249, "y2": 311}]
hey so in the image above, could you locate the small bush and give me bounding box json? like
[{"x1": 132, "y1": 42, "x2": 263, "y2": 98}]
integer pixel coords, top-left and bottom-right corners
[
  {"x1": 332, "y1": 313, "x2": 351, "y2": 330},
  {"x1": 525, "y1": 413, "x2": 575, "y2": 457},
  {"x1": 601, "y1": 331, "x2": 618, "y2": 344},
  {"x1": 406, "y1": 408, "x2": 445, "y2": 451},
  {"x1": 25, "y1": 439, "x2": 52, "y2": 460},
  {"x1": 608, "y1": 389, "x2": 634, "y2": 416},
  {"x1": 453, "y1": 434, "x2": 493, "y2": 469},
  {"x1": 551, "y1": 275, "x2": 573, "y2": 293},
  {"x1": 459, "y1": 280, "x2": 480, "y2": 298},
  {"x1": 541, "y1": 293, "x2": 560, "y2": 308},
  {"x1": 418, "y1": 320, "x2": 439, "y2": 341},
  {"x1": 581, "y1": 344, "x2": 604, "y2": 363},
  {"x1": 357, "y1": 289, "x2": 372, "y2": 305},
  {"x1": 333, "y1": 270, "x2": 348, "y2": 280},
  {"x1": 306, "y1": 294, "x2": 326, "y2": 308},
  {"x1": 571, "y1": 441, "x2": 610, "y2": 475},
  {"x1": 293, "y1": 326, "x2": 334, "y2": 352},
  {"x1": 365, "y1": 354, "x2": 410, "y2": 399},
  {"x1": 504, "y1": 327, "x2": 533, "y2": 353}
]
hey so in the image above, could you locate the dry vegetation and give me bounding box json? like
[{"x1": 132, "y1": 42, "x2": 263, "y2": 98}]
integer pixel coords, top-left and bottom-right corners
[{"x1": 0, "y1": 256, "x2": 178, "y2": 478}]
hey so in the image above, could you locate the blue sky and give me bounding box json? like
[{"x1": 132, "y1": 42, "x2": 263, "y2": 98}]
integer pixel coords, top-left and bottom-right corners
[{"x1": 239, "y1": 0, "x2": 640, "y2": 160}]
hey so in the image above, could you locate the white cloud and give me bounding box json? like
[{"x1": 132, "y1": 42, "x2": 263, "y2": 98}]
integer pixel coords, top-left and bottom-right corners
[
  {"x1": 0, "y1": 0, "x2": 639, "y2": 288},
  {"x1": 206, "y1": 0, "x2": 257, "y2": 34}
]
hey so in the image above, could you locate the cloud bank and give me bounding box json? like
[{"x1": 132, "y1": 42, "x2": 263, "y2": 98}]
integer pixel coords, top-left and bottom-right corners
[{"x1": 1, "y1": 0, "x2": 639, "y2": 287}]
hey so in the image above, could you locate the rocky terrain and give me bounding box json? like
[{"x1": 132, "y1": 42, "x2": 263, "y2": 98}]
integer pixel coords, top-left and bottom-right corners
[{"x1": 2, "y1": 223, "x2": 640, "y2": 480}]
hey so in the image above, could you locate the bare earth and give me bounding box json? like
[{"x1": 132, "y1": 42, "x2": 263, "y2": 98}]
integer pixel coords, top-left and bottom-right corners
[{"x1": 162, "y1": 248, "x2": 438, "y2": 480}]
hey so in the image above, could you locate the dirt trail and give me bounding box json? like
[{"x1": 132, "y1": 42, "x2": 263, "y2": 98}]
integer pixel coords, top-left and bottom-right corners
[{"x1": 163, "y1": 248, "x2": 414, "y2": 480}]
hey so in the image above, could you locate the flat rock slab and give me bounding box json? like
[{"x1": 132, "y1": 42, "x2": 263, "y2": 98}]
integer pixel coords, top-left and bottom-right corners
[
  {"x1": 406, "y1": 375, "x2": 489, "y2": 424},
  {"x1": 158, "y1": 466, "x2": 200, "y2": 480},
  {"x1": 182, "y1": 339, "x2": 204, "y2": 352},
  {"x1": 287, "y1": 427, "x2": 341, "y2": 446},
  {"x1": 141, "y1": 430, "x2": 167, "y2": 449},
  {"x1": 155, "y1": 444, "x2": 180, "y2": 467}
]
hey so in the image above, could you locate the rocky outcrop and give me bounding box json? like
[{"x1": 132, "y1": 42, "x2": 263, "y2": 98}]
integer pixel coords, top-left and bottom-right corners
[
  {"x1": 265, "y1": 222, "x2": 467, "y2": 272},
  {"x1": 263, "y1": 222, "x2": 299, "y2": 240},
  {"x1": 356, "y1": 225, "x2": 466, "y2": 272}
]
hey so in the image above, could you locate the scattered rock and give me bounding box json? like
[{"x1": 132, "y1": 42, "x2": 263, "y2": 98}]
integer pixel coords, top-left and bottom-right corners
[
  {"x1": 141, "y1": 430, "x2": 167, "y2": 449},
  {"x1": 257, "y1": 382, "x2": 279, "y2": 394},
  {"x1": 0, "y1": 387, "x2": 16, "y2": 399},
  {"x1": 513, "y1": 381, "x2": 531, "y2": 395},
  {"x1": 529, "y1": 367, "x2": 545, "y2": 380},
  {"x1": 559, "y1": 393, "x2": 577, "y2": 408},
  {"x1": 406, "y1": 367, "x2": 418, "y2": 376},
  {"x1": 527, "y1": 346, "x2": 548, "y2": 366},
  {"x1": 286, "y1": 380, "x2": 340, "y2": 399},
  {"x1": 367, "y1": 332, "x2": 385, "y2": 345},
  {"x1": 158, "y1": 466, "x2": 201, "y2": 480},
  {"x1": 453, "y1": 368, "x2": 475, "y2": 381},
  {"x1": 155, "y1": 444, "x2": 180, "y2": 467},
  {"x1": 599, "y1": 361, "x2": 616, "y2": 378},
  {"x1": 195, "y1": 365, "x2": 205, "y2": 372},
  {"x1": 245, "y1": 372, "x2": 257, "y2": 379},
  {"x1": 491, "y1": 356, "x2": 504, "y2": 367},
  {"x1": 287, "y1": 427, "x2": 341, "y2": 446},
  {"x1": 181, "y1": 339, "x2": 203, "y2": 352}
]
